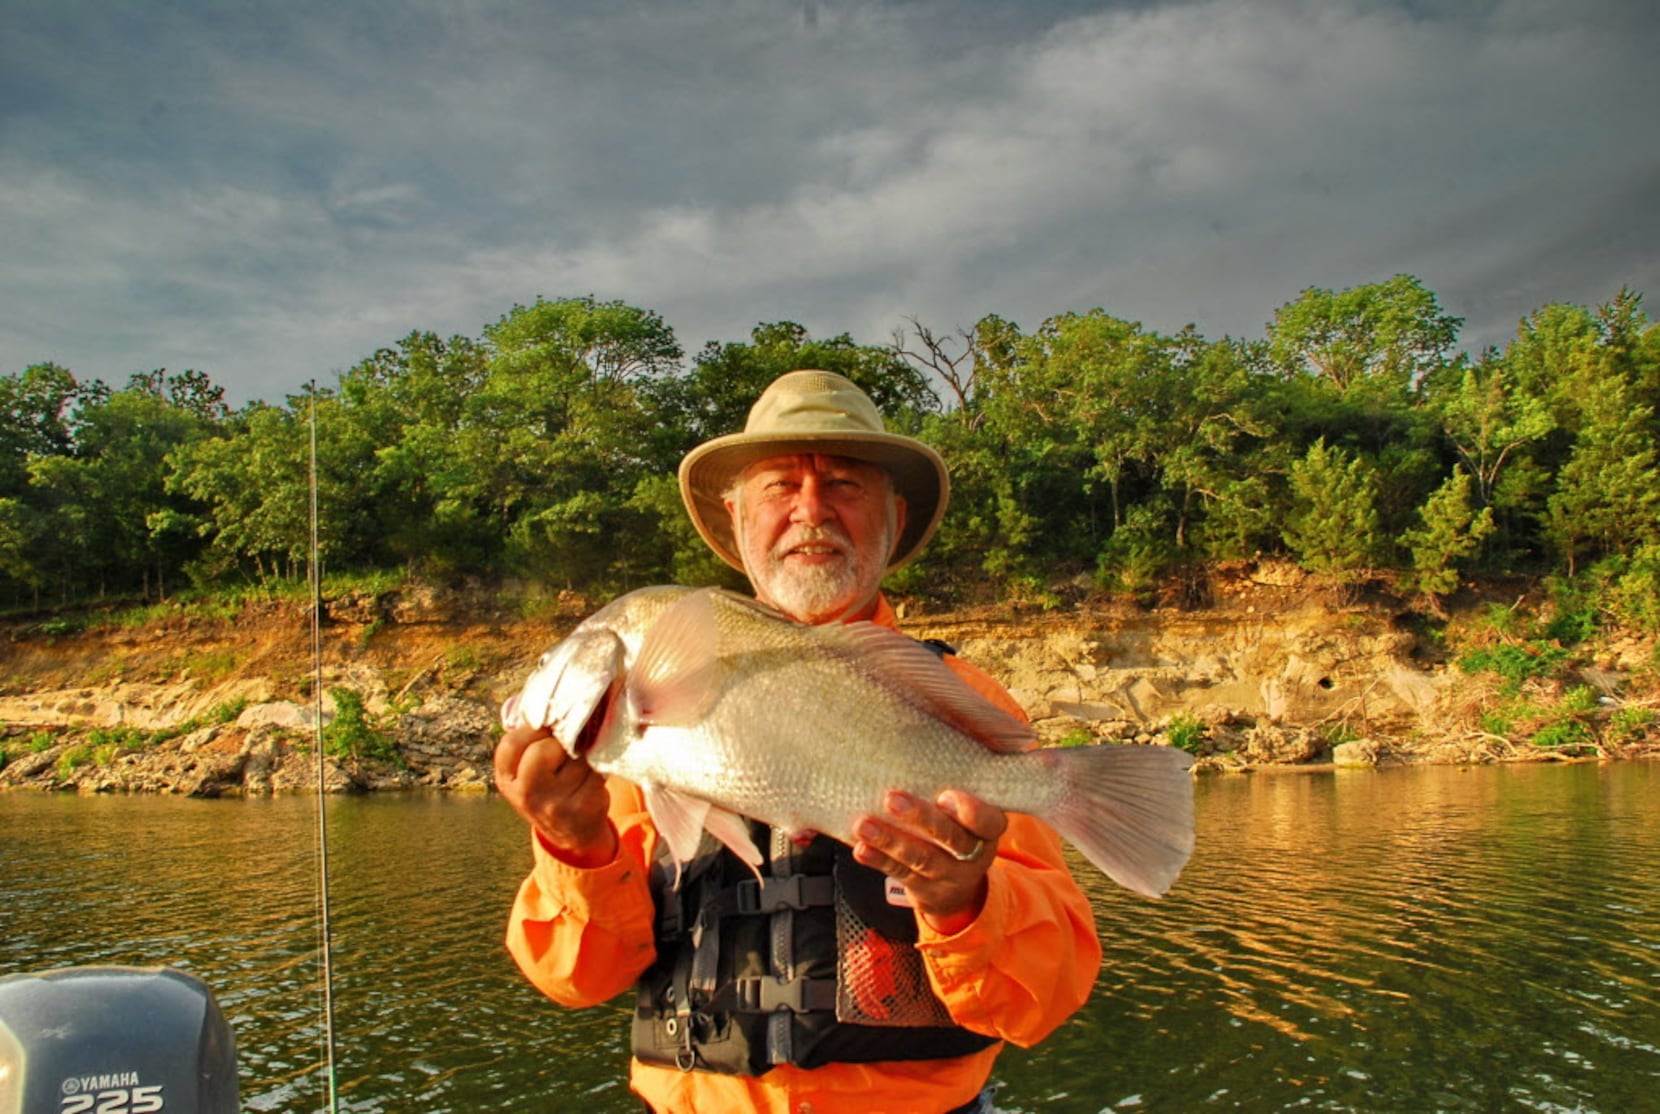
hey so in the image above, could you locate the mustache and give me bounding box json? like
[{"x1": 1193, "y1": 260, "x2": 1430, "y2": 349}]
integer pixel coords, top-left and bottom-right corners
[{"x1": 770, "y1": 524, "x2": 853, "y2": 560}]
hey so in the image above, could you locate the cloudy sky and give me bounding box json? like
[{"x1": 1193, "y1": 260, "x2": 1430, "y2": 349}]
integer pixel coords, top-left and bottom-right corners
[{"x1": 4, "y1": 0, "x2": 1656, "y2": 407}]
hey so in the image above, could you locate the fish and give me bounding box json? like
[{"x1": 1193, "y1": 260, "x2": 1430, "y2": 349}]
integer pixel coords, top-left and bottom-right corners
[{"x1": 502, "y1": 585, "x2": 1195, "y2": 898}]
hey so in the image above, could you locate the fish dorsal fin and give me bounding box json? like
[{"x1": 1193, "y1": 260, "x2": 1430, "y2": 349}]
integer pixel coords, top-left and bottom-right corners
[
  {"x1": 827, "y1": 622, "x2": 1035, "y2": 753},
  {"x1": 629, "y1": 588, "x2": 722, "y2": 727}
]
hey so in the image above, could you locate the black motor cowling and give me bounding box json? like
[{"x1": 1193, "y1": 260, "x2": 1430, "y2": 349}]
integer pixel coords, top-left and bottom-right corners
[{"x1": 0, "y1": 966, "x2": 238, "y2": 1114}]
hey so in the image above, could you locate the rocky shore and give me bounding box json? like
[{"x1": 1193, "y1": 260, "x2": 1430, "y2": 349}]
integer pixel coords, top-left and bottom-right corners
[{"x1": 3, "y1": 566, "x2": 1654, "y2": 796}]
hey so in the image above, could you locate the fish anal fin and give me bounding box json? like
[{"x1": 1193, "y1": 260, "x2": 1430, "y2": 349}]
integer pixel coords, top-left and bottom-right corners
[{"x1": 831, "y1": 622, "x2": 1035, "y2": 753}]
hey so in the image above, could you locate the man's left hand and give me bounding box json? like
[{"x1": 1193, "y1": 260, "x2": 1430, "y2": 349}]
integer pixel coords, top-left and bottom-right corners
[{"x1": 852, "y1": 789, "x2": 1007, "y2": 936}]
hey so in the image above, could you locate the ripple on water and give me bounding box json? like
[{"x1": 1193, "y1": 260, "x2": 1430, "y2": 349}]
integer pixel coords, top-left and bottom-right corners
[{"x1": 5, "y1": 765, "x2": 1660, "y2": 1113}]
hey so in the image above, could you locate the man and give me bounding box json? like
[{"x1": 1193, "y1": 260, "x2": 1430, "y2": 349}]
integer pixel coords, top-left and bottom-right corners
[{"x1": 495, "y1": 370, "x2": 1100, "y2": 1113}]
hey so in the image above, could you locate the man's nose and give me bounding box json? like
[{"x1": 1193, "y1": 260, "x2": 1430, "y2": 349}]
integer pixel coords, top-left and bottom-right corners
[{"x1": 789, "y1": 473, "x2": 831, "y2": 525}]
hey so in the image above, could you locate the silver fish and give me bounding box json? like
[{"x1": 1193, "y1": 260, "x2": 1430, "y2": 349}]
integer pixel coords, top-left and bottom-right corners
[{"x1": 503, "y1": 586, "x2": 1194, "y2": 898}]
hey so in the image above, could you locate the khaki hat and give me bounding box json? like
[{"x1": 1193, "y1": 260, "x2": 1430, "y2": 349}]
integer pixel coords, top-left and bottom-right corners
[{"x1": 678, "y1": 369, "x2": 949, "y2": 574}]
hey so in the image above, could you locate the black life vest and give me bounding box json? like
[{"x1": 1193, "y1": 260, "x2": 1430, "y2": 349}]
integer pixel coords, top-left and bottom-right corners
[{"x1": 630, "y1": 824, "x2": 999, "y2": 1076}]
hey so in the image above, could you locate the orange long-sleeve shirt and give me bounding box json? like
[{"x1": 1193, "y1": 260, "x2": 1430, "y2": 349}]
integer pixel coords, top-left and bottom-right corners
[{"x1": 504, "y1": 596, "x2": 1102, "y2": 1114}]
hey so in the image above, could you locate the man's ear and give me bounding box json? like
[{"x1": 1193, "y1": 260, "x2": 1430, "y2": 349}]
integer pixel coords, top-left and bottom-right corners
[{"x1": 891, "y1": 495, "x2": 908, "y2": 559}]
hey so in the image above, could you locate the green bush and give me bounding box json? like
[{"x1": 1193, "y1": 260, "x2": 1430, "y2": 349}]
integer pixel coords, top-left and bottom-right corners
[
  {"x1": 1457, "y1": 642, "x2": 1570, "y2": 692},
  {"x1": 1599, "y1": 544, "x2": 1660, "y2": 634},
  {"x1": 322, "y1": 687, "x2": 399, "y2": 764},
  {"x1": 86, "y1": 726, "x2": 148, "y2": 751},
  {"x1": 1163, "y1": 713, "x2": 1206, "y2": 755},
  {"x1": 1530, "y1": 721, "x2": 1593, "y2": 752},
  {"x1": 1055, "y1": 727, "x2": 1095, "y2": 749},
  {"x1": 56, "y1": 745, "x2": 92, "y2": 776},
  {"x1": 1610, "y1": 706, "x2": 1656, "y2": 746}
]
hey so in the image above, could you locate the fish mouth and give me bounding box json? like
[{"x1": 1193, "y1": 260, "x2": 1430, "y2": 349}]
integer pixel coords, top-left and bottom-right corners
[{"x1": 569, "y1": 681, "x2": 622, "y2": 757}]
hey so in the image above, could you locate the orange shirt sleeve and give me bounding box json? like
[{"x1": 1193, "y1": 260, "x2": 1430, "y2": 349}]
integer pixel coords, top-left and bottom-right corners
[{"x1": 503, "y1": 777, "x2": 659, "y2": 1008}]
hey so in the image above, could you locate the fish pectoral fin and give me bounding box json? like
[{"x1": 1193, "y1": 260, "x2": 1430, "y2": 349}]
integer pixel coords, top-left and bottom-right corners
[
  {"x1": 629, "y1": 588, "x2": 723, "y2": 727},
  {"x1": 832, "y1": 622, "x2": 1036, "y2": 753}
]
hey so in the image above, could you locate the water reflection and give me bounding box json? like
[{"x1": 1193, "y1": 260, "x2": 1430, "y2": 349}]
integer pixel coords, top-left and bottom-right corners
[
  {"x1": 991, "y1": 763, "x2": 1660, "y2": 1113},
  {"x1": 3, "y1": 763, "x2": 1657, "y2": 1112}
]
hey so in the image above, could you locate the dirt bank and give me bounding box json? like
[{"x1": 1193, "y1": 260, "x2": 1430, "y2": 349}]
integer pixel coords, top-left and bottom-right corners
[{"x1": 2, "y1": 564, "x2": 1655, "y2": 795}]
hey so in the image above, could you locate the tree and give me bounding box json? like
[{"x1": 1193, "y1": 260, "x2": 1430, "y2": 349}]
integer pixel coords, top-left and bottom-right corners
[
  {"x1": 466, "y1": 297, "x2": 685, "y2": 587},
  {"x1": 1283, "y1": 439, "x2": 1383, "y2": 582},
  {"x1": 1266, "y1": 274, "x2": 1462, "y2": 395},
  {"x1": 337, "y1": 332, "x2": 495, "y2": 573},
  {"x1": 1402, "y1": 468, "x2": 1495, "y2": 606},
  {"x1": 0, "y1": 362, "x2": 80, "y2": 497},
  {"x1": 1543, "y1": 381, "x2": 1660, "y2": 574},
  {"x1": 1428, "y1": 351, "x2": 1554, "y2": 510},
  {"x1": 0, "y1": 496, "x2": 44, "y2": 607},
  {"x1": 169, "y1": 398, "x2": 336, "y2": 584}
]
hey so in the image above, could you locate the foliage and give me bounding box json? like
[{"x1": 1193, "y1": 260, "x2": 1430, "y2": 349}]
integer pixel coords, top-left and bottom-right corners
[
  {"x1": 1402, "y1": 467, "x2": 1494, "y2": 599},
  {"x1": 1457, "y1": 642, "x2": 1571, "y2": 693},
  {"x1": 1609, "y1": 706, "x2": 1656, "y2": 747},
  {"x1": 322, "y1": 687, "x2": 399, "y2": 764},
  {"x1": 1163, "y1": 713, "x2": 1206, "y2": 755},
  {"x1": 3, "y1": 280, "x2": 1657, "y2": 612},
  {"x1": 56, "y1": 745, "x2": 92, "y2": 776},
  {"x1": 1055, "y1": 727, "x2": 1095, "y2": 749},
  {"x1": 1283, "y1": 439, "x2": 1382, "y2": 580},
  {"x1": 1596, "y1": 544, "x2": 1660, "y2": 635}
]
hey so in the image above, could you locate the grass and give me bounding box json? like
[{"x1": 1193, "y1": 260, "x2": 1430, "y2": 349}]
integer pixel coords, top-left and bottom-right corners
[{"x1": 1163, "y1": 712, "x2": 1207, "y2": 755}]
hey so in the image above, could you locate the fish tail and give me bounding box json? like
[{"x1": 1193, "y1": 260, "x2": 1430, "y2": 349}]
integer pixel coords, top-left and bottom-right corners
[{"x1": 1047, "y1": 744, "x2": 1195, "y2": 899}]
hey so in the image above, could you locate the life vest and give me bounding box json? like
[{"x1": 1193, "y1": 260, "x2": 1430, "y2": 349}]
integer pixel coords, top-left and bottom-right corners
[{"x1": 630, "y1": 823, "x2": 999, "y2": 1076}]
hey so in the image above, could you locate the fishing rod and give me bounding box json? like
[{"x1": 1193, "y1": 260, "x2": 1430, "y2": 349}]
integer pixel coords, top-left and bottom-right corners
[{"x1": 309, "y1": 380, "x2": 342, "y2": 1114}]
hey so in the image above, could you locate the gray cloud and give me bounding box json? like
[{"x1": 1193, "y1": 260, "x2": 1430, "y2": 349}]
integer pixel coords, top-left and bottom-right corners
[{"x1": 1, "y1": 0, "x2": 1654, "y2": 404}]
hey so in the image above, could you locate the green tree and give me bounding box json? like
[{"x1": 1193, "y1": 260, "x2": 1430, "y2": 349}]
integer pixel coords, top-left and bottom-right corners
[
  {"x1": 336, "y1": 332, "x2": 495, "y2": 573},
  {"x1": 1283, "y1": 439, "x2": 1383, "y2": 582},
  {"x1": 1428, "y1": 350, "x2": 1554, "y2": 510},
  {"x1": 0, "y1": 496, "x2": 44, "y2": 607},
  {"x1": 464, "y1": 297, "x2": 684, "y2": 588},
  {"x1": 169, "y1": 395, "x2": 355, "y2": 584},
  {"x1": 1266, "y1": 274, "x2": 1461, "y2": 395},
  {"x1": 0, "y1": 362, "x2": 80, "y2": 497},
  {"x1": 1544, "y1": 380, "x2": 1660, "y2": 573},
  {"x1": 1402, "y1": 468, "x2": 1495, "y2": 604}
]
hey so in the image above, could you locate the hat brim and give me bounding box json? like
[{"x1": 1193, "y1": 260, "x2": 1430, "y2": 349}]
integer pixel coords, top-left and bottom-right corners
[{"x1": 678, "y1": 430, "x2": 949, "y2": 574}]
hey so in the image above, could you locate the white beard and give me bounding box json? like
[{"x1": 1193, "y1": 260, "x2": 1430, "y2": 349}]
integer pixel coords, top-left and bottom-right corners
[{"x1": 743, "y1": 518, "x2": 894, "y2": 624}]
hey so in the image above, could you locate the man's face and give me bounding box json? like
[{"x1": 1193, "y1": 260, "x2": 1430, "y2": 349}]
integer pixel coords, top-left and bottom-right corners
[{"x1": 725, "y1": 453, "x2": 906, "y2": 624}]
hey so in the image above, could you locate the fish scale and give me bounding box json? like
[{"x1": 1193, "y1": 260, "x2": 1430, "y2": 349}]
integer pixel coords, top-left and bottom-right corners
[{"x1": 505, "y1": 585, "x2": 1196, "y2": 898}]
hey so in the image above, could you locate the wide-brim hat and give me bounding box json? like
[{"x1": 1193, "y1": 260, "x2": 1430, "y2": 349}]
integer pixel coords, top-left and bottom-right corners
[{"x1": 678, "y1": 369, "x2": 949, "y2": 574}]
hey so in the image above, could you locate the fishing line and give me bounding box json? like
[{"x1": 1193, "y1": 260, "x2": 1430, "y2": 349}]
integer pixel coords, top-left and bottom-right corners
[{"x1": 309, "y1": 381, "x2": 342, "y2": 1113}]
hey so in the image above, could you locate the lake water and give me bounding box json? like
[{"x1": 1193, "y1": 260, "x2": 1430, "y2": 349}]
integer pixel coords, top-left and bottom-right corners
[{"x1": 3, "y1": 762, "x2": 1657, "y2": 1112}]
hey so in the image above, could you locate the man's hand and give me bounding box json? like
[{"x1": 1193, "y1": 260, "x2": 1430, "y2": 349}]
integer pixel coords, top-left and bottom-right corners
[
  {"x1": 494, "y1": 724, "x2": 618, "y2": 868},
  {"x1": 851, "y1": 789, "x2": 1008, "y2": 936}
]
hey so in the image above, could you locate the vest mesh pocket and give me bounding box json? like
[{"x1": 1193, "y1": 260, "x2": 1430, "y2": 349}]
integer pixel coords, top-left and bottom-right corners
[{"x1": 834, "y1": 888, "x2": 955, "y2": 1027}]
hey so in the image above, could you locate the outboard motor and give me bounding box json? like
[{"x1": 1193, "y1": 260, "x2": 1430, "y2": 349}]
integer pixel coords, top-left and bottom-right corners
[{"x1": 0, "y1": 966, "x2": 238, "y2": 1114}]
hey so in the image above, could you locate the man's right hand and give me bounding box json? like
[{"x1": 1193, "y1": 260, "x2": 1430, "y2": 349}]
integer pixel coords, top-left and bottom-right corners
[{"x1": 494, "y1": 724, "x2": 618, "y2": 868}]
